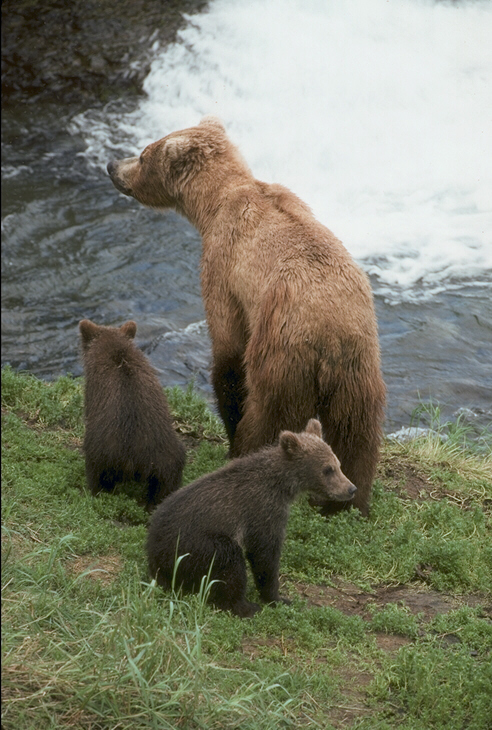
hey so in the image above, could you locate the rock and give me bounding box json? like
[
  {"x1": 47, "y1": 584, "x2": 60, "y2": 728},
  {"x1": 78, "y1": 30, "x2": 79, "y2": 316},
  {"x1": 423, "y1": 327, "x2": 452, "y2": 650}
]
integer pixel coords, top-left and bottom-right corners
[
  {"x1": 1, "y1": 0, "x2": 208, "y2": 108},
  {"x1": 147, "y1": 320, "x2": 214, "y2": 404},
  {"x1": 453, "y1": 407, "x2": 478, "y2": 421},
  {"x1": 387, "y1": 426, "x2": 448, "y2": 443}
]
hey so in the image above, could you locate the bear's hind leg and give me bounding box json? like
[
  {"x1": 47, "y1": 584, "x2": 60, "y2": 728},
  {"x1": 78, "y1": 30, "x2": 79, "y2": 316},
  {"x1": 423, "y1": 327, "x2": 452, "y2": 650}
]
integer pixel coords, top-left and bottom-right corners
[
  {"x1": 231, "y1": 329, "x2": 319, "y2": 456},
  {"x1": 85, "y1": 458, "x2": 118, "y2": 495},
  {"x1": 146, "y1": 474, "x2": 167, "y2": 511},
  {"x1": 318, "y1": 382, "x2": 385, "y2": 517},
  {"x1": 146, "y1": 460, "x2": 184, "y2": 510},
  {"x1": 231, "y1": 380, "x2": 316, "y2": 457}
]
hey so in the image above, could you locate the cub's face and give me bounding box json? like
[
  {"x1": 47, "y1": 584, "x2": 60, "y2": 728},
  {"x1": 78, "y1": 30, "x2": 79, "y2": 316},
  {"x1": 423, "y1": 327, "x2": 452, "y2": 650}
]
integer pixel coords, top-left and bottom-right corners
[
  {"x1": 107, "y1": 117, "x2": 229, "y2": 209},
  {"x1": 280, "y1": 419, "x2": 357, "y2": 503},
  {"x1": 308, "y1": 443, "x2": 357, "y2": 503}
]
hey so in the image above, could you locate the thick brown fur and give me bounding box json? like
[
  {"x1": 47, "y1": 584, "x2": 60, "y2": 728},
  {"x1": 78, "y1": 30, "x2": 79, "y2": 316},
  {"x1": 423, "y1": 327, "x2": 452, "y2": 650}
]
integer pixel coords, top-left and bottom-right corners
[
  {"x1": 147, "y1": 419, "x2": 356, "y2": 617},
  {"x1": 79, "y1": 319, "x2": 185, "y2": 510},
  {"x1": 107, "y1": 117, "x2": 386, "y2": 517}
]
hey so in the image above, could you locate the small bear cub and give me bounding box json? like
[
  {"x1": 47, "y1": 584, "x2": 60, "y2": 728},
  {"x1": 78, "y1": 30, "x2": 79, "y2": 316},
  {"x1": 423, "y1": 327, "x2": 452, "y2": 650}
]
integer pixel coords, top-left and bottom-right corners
[
  {"x1": 79, "y1": 319, "x2": 185, "y2": 511},
  {"x1": 147, "y1": 419, "x2": 356, "y2": 617}
]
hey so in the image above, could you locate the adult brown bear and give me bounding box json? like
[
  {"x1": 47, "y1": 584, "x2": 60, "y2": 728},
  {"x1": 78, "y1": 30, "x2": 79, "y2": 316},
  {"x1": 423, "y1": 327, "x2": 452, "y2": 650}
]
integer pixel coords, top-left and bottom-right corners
[{"x1": 107, "y1": 117, "x2": 386, "y2": 516}]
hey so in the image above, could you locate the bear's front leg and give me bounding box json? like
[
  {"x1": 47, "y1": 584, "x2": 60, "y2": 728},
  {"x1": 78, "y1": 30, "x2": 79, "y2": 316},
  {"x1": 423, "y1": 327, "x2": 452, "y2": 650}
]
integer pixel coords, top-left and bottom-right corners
[
  {"x1": 211, "y1": 353, "x2": 246, "y2": 448},
  {"x1": 205, "y1": 294, "x2": 248, "y2": 451},
  {"x1": 246, "y1": 543, "x2": 285, "y2": 605}
]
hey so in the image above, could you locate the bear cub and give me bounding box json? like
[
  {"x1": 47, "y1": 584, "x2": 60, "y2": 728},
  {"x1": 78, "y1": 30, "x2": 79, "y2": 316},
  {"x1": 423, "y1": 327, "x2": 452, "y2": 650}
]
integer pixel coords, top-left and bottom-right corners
[
  {"x1": 79, "y1": 319, "x2": 185, "y2": 510},
  {"x1": 147, "y1": 419, "x2": 356, "y2": 617}
]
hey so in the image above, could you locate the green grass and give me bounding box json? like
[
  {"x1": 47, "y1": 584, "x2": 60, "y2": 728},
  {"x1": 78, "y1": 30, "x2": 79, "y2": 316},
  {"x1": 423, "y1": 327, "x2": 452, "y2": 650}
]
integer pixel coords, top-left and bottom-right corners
[
  {"x1": 409, "y1": 398, "x2": 492, "y2": 457},
  {"x1": 2, "y1": 367, "x2": 492, "y2": 729}
]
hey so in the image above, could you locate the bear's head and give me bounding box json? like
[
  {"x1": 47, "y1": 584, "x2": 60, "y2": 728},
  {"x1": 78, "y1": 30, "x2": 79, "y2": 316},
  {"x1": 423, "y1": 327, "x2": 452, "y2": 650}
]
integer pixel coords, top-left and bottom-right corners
[
  {"x1": 107, "y1": 117, "x2": 248, "y2": 212},
  {"x1": 79, "y1": 319, "x2": 137, "y2": 352},
  {"x1": 279, "y1": 419, "x2": 357, "y2": 503}
]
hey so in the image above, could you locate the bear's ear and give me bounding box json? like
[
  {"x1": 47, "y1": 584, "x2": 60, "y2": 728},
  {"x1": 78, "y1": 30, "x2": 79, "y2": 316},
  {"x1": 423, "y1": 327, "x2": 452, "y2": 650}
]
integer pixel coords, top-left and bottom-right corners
[
  {"x1": 120, "y1": 321, "x2": 137, "y2": 339},
  {"x1": 305, "y1": 419, "x2": 322, "y2": 438},
  {"x1": 79, "y1": 319, "x2": 100, "y2": 345},
  {"x1": 280, "y1": 430, "x2": 302, "y2": 459},
  {"x1": 199, "y1": 115, "x2": 225, "y2": 131},
  {"x1": 165, "y1": 136, "x2": 185, "y2": 162},
  {"x1": 165, "y1": 135, "x2": 210, "y2": 183}
]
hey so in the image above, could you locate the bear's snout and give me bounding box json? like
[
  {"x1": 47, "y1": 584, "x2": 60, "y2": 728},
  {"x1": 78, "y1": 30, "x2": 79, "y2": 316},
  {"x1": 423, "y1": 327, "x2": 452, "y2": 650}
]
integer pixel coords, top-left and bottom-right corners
[
  {"x1": 107, "y1": 160, "x2": 133, "y2": 197},
  {"x1": 340, "y1": 482, "x2": 357, "y2": 501}
]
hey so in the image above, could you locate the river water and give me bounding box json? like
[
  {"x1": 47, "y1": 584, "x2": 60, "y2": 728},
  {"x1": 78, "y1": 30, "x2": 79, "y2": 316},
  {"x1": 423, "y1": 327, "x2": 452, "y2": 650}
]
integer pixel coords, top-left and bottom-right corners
[{"x1": 2, "y1": 0, "x2": 491, "y2": 434}]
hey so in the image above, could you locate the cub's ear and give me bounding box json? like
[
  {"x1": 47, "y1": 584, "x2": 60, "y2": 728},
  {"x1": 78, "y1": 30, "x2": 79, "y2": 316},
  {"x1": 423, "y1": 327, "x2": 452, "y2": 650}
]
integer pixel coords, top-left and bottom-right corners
[
  {"x1": 280, "y1": 430, "x2": 302, "y2": 458},
  {"x1": 305, "y1": 419, "x2": 322, "y2": 438},
  {"x1": 199, "y1": 115, "x2": 225, "y2": 130},
  {"x1": 120, "y1": 320, "x2": 137, "y2": 339},
  {"x1": 79, "y1": 319, "x2": 100, "y2": 346}
]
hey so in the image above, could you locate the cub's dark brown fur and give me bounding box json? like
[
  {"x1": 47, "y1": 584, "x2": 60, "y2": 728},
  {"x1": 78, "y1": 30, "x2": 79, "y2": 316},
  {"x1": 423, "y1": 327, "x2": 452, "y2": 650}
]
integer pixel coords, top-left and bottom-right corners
[
  {"x1": 79, "y1": 319, "x2": 185, "y2": 510},
  {"x1": 147, "y1": 419, "x2": 355, "y2": 617}
]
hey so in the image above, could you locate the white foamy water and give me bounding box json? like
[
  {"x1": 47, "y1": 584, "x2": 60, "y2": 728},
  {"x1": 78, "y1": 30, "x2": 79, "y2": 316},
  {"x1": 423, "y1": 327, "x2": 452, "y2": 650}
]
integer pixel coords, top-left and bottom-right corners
[{"x1": 74, "y1": 0, "x2": 492, "y2": 301}]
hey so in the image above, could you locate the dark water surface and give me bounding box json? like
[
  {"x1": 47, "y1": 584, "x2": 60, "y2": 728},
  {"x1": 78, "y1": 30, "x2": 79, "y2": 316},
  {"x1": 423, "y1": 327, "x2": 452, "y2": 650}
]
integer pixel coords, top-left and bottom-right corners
[{"x1": 2, "y1": 102, "x2": 491, "y2": 434}]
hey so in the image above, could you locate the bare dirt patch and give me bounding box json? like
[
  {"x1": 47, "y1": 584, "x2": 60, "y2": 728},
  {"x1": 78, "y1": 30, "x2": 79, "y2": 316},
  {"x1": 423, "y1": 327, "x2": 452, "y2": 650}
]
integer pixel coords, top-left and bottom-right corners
[
  {"x1": 377, "y1": 450, "x2": 489, "y2": 509},
  {"x1": 327, "y1": 665, "x2": 376, "y2": 729},
  {"x1": 378, "y1": 452, "x2": 433, "y2": 500},
  {"x1": 240, "y1": 634, "x2": 380, "y2": 729},
  {"x1": 242, "y1": 635, "x2": 290, "y2": 661},
  {"x1": 68, "y1": 554, "x2": 123, "y2": 585},
  {"x1": 3, "y1": 406, "x2": 83, "y2": 452},
  {"x1": 291, "y1": 577, "x2": 488, "y2": 621}
]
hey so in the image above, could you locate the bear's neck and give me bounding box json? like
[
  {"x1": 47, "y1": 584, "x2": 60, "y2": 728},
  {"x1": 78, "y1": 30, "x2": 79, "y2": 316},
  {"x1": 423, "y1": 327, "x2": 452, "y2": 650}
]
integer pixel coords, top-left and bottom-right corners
[{"x1": 178, "y1": 172, "x2": 258, "y2": 239}]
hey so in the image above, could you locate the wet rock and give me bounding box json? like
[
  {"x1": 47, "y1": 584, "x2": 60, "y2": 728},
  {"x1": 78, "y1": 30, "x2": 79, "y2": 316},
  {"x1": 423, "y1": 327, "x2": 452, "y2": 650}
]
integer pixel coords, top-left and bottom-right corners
[
  {"x1": 387, "y1": 426, "x2": 448, "y2": 443},
  {"x1": 454, "y1": 407, "x2": 478, "y2": 420},
  {"x1": 147, "y1": 320, "x2": 214, "y2": 404},
  {"x1": 1, "y1": 0, "x2": 208, "y2": 108}
]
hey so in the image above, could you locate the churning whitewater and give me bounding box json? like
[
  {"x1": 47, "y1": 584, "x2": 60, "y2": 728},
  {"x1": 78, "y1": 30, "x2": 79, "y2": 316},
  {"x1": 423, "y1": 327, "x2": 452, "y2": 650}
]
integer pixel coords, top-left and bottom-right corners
[{"x1": 73, "y1": 0, "x2": 492, "y2": 301}]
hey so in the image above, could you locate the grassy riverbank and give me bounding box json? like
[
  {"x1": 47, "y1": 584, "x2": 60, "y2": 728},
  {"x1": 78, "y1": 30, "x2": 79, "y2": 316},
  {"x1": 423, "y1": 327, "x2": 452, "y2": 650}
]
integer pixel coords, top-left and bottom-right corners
[{"x1": 2, "y1": 366, "x2": 491, "y2": 729}]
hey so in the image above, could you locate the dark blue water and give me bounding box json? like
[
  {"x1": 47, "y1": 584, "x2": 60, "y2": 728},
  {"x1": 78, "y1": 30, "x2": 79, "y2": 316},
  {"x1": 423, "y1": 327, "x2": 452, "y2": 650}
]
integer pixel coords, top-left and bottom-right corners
[{"x1": 2, "y1": 102, "x2": 491, "y2": 436}]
